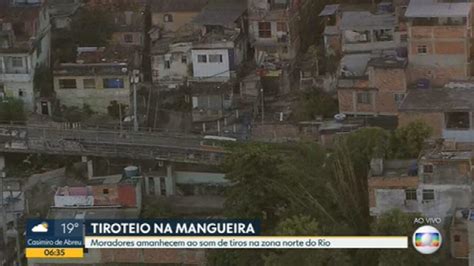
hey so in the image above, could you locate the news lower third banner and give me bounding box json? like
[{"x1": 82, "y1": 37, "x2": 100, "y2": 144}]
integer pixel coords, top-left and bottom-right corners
[{"x1": 25, "y1": 219, "x2": 408, "y2": 259}]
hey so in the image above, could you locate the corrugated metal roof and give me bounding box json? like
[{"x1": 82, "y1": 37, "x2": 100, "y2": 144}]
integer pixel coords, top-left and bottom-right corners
[
  {"x1": 340, "y1": 11, "x2": 396, "y2": 30},
  {"x1": 319, "y1": 4, "x2": 340, "y2": 16},
  {"x1": 405, "y1": 2, "x2": 471, "y2": 18}
]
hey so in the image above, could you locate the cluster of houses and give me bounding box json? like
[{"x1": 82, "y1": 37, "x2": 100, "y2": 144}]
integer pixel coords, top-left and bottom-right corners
[
  {"x1": 5, "y1": 0, "x2": 474, "y2": 263},
  {"x1": 0, "y1": 0, "x2": 305, "y2": 136},
  {"x1": 317, "y1": 0, "x2": 474, "y2": 263}
]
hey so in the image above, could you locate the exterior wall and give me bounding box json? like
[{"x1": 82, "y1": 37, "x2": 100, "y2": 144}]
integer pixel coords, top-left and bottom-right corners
[
  {"x1": 342, "y1": 29, "x2": 398, "y2": 53},
  {"x1": 419, "y1": 159, "x2": 472, "y2": 185},
  {"x1": 369, "y1": 67, "x2": 407, "y2": 115},
  {"x1": 417, "y1": 184, "x2": 471, "y2": 221},
  {"x1": 338, "y1": 89, "x2": 377, "y2": 115},
  {"x1": 249, "y1": 19, "x2": 297, "y2": 60},
  {"x1": 408, "y1": 25, "x2": 470, "y2": 86},
  {"x1": 2, "y1": 80, "x2": 35, "y2": 111},
  {"x1": 151, "y1": 12, "x2": 200, "y2": 32},
  {"x1": 53, "y1": 75, "x2": 130, "y2": 113},
  {"x1": 151, "y1": 42, "x2": 193, "y2": 83},
  {"x1": 451, "y1": 226, "x2": 469, "y2": 259},
  {"x1": 398, "y1": 111, "x2": 444, "y2": 137},
  {"x1": 368, "y1": 176, "x2": 419, "y2": 212},
  {"x1": 324, "y1": 34, "x2": 341, "y2": 56},
  {"x1": 152, "y1": 53, "x2": 190, "y2": 83},
  {"x1": 111, "y1": 32, "x2": 143, "y2": 46},
  {"x1": 0, "y1": 5, "x2": 51, "y2": 112},
  {"x1": 191, "y1": 49, "x2": 230, "y2": 79},
  {"x1": 174, "y1": 171, "x2": 228, "y2": 185}
]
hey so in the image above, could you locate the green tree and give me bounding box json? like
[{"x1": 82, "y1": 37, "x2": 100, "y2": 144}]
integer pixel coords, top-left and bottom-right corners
[
  {"x1": 264, "y1": 215, "x2": 351, "y2": 266},
  {"x1": 222, "y1": 143, "x2": 288, "y2": 231},
  {"x1": 141, "y1": 198, "x2": 175, "y2": 219},
  {"x1": 339, "y1": 127, "x2": 390, "y2": 178},
  {"x1": 70, "y1": 7, "x2": 114, "y2": 46},
  {"x1": 372, "y1": 209, "x2": 434, "y2": 266},
  {"x1": 294, "y1": 87, "x2": 338, "y2": 120},
  {"x1": 390, "y1": 121, "x2": 432, "y2": 159},
  {"x1": 107, "y1": 101, "x2": 127, "y2": 120},
  {"x1": 0, "y1": 97, "x2": 26, "y2": 122}
]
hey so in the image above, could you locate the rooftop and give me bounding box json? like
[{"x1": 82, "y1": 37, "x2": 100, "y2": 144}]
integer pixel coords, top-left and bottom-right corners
[
  {"x1": 49, "y1": 208, "x2": 139, "y2": 219},
  {"x1": 150, "y1": 0, "x2": 208, "y2": 13},
  {"x1": 370, "y1": 159, "x2": 418, "y2": 178},
  {"x1": 405, "y1": 1, "x2": 471, "y2": 18},
  {"x1": 340, "y1": 53, "x2": 371, "y2": 77},
  {"x1": 319, "y1": 4, "x2": 340, "y2": 17},
  {"x1": 112, "y1": 11, "x2": 145, "y2": 32},
  {"x1": 399, "y1": 88, "x2": 474, "y2": 112},
  {"x1": 192, "y1": 0, "x2": 246, "y2": 27},
  {"x1": 340, "y1": 11, "x2": 396, "y2": 30},
  {"x1": 54, "y1": 46, "x2": 140, "y2": 76},
  {"x1": 368, "y1": 56, "x2": 407, "y2": 69}
]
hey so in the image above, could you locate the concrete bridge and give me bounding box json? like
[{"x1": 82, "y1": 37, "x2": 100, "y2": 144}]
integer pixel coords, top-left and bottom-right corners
[{"x1": 0, "y1": 125, "x2": 226, "y2": 165}]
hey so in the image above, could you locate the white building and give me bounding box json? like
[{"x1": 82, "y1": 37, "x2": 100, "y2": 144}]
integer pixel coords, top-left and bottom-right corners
[
  {"x1": 191, "y1": 48, "x2": 231, "y2": 79},
  {"x1": 0, "y1": 0, "x2": 51, "y2": 111},
  {"x1": 151, "y1": 36, "x2": 195, "y2": 86},
  {"x1": 190, "y1": 0, "x2": 247, "y2": 82}
]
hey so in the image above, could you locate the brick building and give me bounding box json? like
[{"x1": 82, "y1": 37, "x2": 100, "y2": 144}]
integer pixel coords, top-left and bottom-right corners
[
  {"x1": 399, "y1": 87, "x2": 474, "y2": 143},
  {"x1": 338, "y1": 55, "x2": 407, "y2": 116},
  {"x1": 150, "y1": 0, "x2": 208, "y2": 35},
  {"x1": 405, "y1": 1, "x2": 473, "y2": 87},
  {"x1": 368, "y1": 146, "x2": 473, "y2": 224}
]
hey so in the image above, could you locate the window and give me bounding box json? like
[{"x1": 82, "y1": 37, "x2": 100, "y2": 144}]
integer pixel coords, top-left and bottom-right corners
[
  {"x1": 124, "y1": 34, "x2": 133, "y2": 43},
  {"x1": 423, "y1": 164, "x2": 433, "y2": 174},
  {"x1": 258, "y1": 22, "x2": 272, "y2": 38},
  {"x1": 18, "y1": 89, "x2": 24, "y2": 97},
  {"x1": 400, "y1": 33, "x2": 408, "y2": 42},
  {"x1": 405, "y1": 189, "x2": 417, "y2": 200},
  {"x1": 454, "y1": 235, "x2": 461, "y2": 242},
  {"x1": 417, "y1": 45, "x2": 427, "y2": 54},
  {"x1": 103, "y1": 78, "x2": 124, "y2": 89},
  {"x1": 197, "y1": 54, "x2": 207, "y2": 63},
  {"x1": 209, "y1": 54, "x2": 223, "y2": 63},
  {"x1": 164, "y1": 60, "x2": 171, "y2": 69},
  {"x1": 103, "y1": 189, "x2": 109, "y2": 194},
  {"x1": 164, "y1": 14, "x2": 173, "y2": 22},
  {"x1": 181, "y1": 55, "x2": 187, "y2": 64},
  {"x1": 422, "y1": 189, "x2": 435, "y2": 201},
  {"x1": 276, "y1": 22, "x2": 287, "y2": 32},
  {"x1": 11, "y1": 57, "x2": 23, "y2": 68},
  {"x1": 394, "y1": 93, "x2": 405, "y2": 104},
  {"x1": 59, "y1": 79, "x2": 77, "y2": 89},
  {"x1": 357, "y1": 92, "x2": 372, "y2": 104},
  {"x1": 83, "y1": 79, "x2": 96, "y2": 89},
  {"x1": 445, "y1": 112, "x2": 470, "y2": 130}
]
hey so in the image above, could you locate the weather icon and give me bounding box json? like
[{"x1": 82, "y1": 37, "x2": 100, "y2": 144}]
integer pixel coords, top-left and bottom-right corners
[{"x1": 31, "y1": 222, "x2": 49, "y2": 233}]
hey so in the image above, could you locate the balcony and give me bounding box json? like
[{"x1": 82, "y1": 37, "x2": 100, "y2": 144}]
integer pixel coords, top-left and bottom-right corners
[
  {"x1": 443, "y1": 129, "x2": 474, "y2": 143},
  {"x1": 0, "y1": 68, "x2": 32, "y2": 82}
]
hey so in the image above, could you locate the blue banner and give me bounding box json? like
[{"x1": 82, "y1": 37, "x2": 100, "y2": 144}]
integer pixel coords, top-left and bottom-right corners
[{"x1": 26, "y1": 219, "x2": 84, "y2": 248}]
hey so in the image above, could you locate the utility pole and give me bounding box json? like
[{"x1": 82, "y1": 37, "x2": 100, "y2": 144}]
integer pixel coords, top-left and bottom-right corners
[
  {"x1": 131, "y1": 69, "x2": 140, "y2": 132},
  {"x1": 260, "y1": 87, "x2": 264, "y2": 124},
  {"x1": 1, "y1": 172, "x2": 6, "y2": 245}
]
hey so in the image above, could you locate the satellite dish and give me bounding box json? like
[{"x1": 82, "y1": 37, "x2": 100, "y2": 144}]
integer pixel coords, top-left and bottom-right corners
[
  {"x1": 334, "y1": 113, "x2": 346, "y2": 121},
  {"x1": 121, "y1": 67, "x2": 128, "y2": 73}
]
